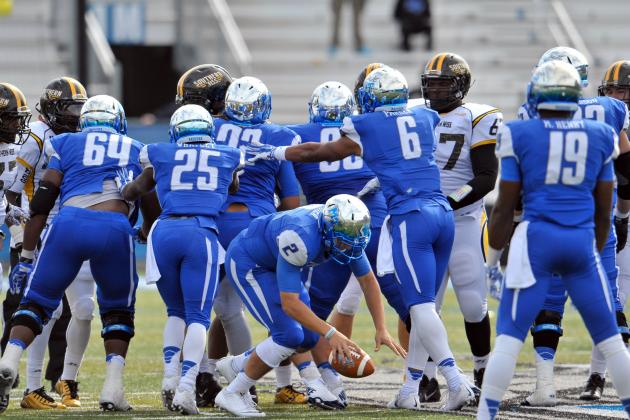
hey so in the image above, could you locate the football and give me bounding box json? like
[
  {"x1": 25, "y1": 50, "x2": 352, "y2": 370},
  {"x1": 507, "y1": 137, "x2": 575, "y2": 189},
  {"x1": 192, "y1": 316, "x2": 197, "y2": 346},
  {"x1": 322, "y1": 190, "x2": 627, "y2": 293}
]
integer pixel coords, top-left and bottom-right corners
[{"x1": 328, "y1": 347, "x2": 375, "y2": 378}]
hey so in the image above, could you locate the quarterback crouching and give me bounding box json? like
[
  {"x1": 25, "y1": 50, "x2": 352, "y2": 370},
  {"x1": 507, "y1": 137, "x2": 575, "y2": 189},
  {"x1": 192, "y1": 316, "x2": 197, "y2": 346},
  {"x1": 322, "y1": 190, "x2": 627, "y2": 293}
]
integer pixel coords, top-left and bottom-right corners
[{"x1": 214, "y1": 195, "x2": 405, "y2": 417}]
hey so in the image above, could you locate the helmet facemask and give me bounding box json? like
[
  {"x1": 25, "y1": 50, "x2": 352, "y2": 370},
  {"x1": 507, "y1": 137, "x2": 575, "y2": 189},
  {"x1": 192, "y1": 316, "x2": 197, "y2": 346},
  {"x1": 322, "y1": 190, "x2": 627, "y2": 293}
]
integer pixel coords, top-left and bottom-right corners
[
  {"x1": 0, "y1": 108, "x2": 31, "y2": 144},
  {"x1": 421, "y1": 74, "x2": 466, "y2": 112}
]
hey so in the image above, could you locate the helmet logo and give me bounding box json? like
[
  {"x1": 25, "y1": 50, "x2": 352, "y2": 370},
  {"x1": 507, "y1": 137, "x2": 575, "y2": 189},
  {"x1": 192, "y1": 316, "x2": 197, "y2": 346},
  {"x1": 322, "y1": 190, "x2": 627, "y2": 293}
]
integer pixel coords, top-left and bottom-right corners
[
  {"x1": 193, "y1": 73, "x2": 223, "y2": 89},
  {"x1": 449, "y1": 63, "x2": 467, "y2": 75},
  {"x1": 45, "y1": 89, "x2": 63, "y2": 100},
  {"x1": 0, "y1": 98, "x2": 8, "y2": 108}
]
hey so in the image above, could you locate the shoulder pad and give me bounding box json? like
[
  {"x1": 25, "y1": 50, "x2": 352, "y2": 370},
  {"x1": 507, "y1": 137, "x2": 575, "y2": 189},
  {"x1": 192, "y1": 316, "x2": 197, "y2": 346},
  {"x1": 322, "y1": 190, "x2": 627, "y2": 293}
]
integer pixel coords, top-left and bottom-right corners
[{"x1": 462, "y1": 103, "x2": 501, "y2": 126}]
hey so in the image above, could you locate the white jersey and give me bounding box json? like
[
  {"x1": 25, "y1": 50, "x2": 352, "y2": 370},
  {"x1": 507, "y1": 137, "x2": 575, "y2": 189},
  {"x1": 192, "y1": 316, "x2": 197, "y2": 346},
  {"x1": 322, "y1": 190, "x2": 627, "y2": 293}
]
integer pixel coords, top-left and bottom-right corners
[
  {"x1": 0, "y1": 141, "x2": 20, "y2": 224},
  {"x1": 8, "y1": 120, "x2": 59, "y2": 219},
  {"x1": 434, "y1": 103, "x2": 502, "y2": 215}
]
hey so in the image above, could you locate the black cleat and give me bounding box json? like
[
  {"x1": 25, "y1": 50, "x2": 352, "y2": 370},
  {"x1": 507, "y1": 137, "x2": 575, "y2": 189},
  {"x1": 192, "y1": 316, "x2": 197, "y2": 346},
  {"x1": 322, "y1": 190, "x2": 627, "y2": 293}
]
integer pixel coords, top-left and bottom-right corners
[
  {"x1": 474, "y1": 368, "x2": 485, "y2": 389},
  {"x1": 419, "y1": 375, "x2": 441, "y2": 403},
  {"x1": 195, "y1": 372, "x2": 222, "y2": 407},
  {"x1": 249, "y1": 385, "x2": 258, "y2": 405},
  {"x1": 579, "y1": 374, "x2": 605, "y2": 401}
]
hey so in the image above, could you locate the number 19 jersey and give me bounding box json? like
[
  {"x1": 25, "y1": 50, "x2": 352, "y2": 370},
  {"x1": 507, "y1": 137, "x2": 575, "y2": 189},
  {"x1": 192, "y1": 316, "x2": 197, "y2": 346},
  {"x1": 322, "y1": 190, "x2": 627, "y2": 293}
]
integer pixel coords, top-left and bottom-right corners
[
  {"x1": 497, "y1": 118, "x2": 618, "y2": 228},
  {"x1": 341, "y1": 107, "x2": 448, "y2": 215},
  {"x1": 140, "y1": 142, "x2": 242, "y2": 221}
]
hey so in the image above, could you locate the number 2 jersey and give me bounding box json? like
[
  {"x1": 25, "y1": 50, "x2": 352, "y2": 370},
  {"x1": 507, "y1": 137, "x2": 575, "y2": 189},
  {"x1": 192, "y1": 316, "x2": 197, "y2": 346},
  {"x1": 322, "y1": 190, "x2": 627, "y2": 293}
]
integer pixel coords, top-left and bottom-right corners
[
  {"x1": 286, "y1": 122, "x2": 388, "y2": 227},
  {"x1": 340, "y1": 107, "x2": 448, "y2": 214},
  {"x1": 47, "y1": 128, "x2": 144, "y2": 206},
  {"x1": 140, "y1": 142, "x2": 242, "y2": 228},
  {"x1": 214, "y1": 119, "x2": 300, "y2": 216},
  {"x1": 497, "y1": 118, "x2": 618, "y2": 228}
]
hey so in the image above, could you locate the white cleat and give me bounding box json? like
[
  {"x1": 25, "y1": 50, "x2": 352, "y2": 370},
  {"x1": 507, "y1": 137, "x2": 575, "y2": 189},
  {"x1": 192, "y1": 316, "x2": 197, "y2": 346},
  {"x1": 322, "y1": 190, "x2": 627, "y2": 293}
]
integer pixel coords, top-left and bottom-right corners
[
  {"x1": 215, "y1": 388, "x2": 265, "y2": 417},
  {"x1": 330, "y1": 386, "x2": 348, "y2": 408},
  {"x1": 306, "y1": 378, "x2": 345, "y2": 410},
  {"x1": 172, "y1": 387, "x2": 199, "y2": 415},
  {"x1": 387, "y1": 391, "x2": 423, "y2": 410},
  {"x1": 522, "y1": 383, "x2": 557, "y2": 407},
  {"x1": 161, "y1": 375, "x2": 179, "y2": 411},
  {"x1": 216, "y1": 356, "x2": 239, "y2": 384},
  {"x1": 441, "y1": 382, "x2": 476, "y2": 411},
  {"x1": 99, "y1": 375, "x2": 131, "y2": 411},
  {"x1": 0, "y1": 363, "x2": 16, "y2": 413}
]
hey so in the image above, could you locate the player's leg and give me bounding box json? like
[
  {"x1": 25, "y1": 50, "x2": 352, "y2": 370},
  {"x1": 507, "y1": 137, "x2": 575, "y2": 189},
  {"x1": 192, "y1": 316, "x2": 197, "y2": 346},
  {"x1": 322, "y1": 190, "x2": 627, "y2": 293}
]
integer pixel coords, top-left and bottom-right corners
[
  {"x1": 174, "y1": 226, "x2": 221, "y2": 415},
  {"x1": 45, "y1": 296, "x2": 70, "y2": 388},
  {"x1": 564, "y1": 247, "x2": 630, "y2": 418},
  {"x1": 21, "y1": 302, "x2": 64, "y2": 409},
  {"x1": 618, "y1": 242, "x2": 630, "y2": 306},
  {"x1": 390, "y1": 207, "x2": 474, "y2": 411},
  {"x1": 89, "y1": 213, "x2": 138, "y2": 412},
  {"x1": 199, "y1": 318, "x2": 225, "y2": 407},
  {"x1": 449, "y1": 213, "x2": 491, "y2": 388},
  {"x1": 213, "y1": 279, "x2": 251, "y2": 356},
  {"x1": 56, "y1": 262, "x2": 95, "y2": 407},
  {"x1": 0, "y1": 218, "x2": 84, "y2": 413},
  {"x1": 420, "y1": 274, "x2": 448, "y2": 403}
]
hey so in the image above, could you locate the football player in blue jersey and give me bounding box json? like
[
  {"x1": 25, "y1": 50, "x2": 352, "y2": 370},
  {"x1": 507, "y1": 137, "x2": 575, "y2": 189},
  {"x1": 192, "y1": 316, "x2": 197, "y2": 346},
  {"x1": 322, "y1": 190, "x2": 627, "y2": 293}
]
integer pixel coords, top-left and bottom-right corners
[
  {"x1": 286, "y1": 80, "x2": 408, "y2": 405},
  {"x1": 248, "y1": 66, "x2": 477, "y2": 411},
  {"x1": 477, "y1": 60, "x2": 630, "y2": 420},
  {"x1": 213, "y1": 195, "x2": 404, "y2": 417},
  {"x1": 119, "y1": 104, "x2": 242, "y2": 414},
  {"x1": 0, "y1": 95, "x2": 146, "y2": 413},
  {"x1": 514, "y1": 47, "x2": 630, "y2": 406}
]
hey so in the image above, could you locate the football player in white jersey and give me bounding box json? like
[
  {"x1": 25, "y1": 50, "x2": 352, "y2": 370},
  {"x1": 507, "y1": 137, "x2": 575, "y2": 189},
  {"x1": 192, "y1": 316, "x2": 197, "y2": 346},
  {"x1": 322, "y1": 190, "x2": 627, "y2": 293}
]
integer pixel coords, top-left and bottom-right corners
[
  {"x1": 416, "y1": 52, "x2": 500, "y2": 398},
  {"x1": 5, "y1": 77, "x2": 88, "y2": 409}
]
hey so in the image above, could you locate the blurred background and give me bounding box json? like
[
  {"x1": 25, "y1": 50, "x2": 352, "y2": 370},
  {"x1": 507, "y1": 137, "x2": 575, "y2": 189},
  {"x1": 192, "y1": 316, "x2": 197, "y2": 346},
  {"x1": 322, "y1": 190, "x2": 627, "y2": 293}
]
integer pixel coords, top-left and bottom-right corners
[{"x1": 0, "y1": 0, "x2": 627, "y2": 265}]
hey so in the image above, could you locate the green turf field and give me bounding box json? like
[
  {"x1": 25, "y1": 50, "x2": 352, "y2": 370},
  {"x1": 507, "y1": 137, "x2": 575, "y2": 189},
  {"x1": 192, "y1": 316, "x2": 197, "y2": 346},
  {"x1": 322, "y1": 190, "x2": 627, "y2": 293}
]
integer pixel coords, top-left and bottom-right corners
[{"x1": 0, "y1": 286, "x2": 593, "y2": 418}]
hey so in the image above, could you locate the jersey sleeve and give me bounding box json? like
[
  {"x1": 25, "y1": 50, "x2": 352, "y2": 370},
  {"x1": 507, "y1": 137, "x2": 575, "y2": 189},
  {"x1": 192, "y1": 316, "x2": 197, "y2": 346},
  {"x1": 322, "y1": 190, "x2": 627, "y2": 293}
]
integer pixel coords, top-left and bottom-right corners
[
  {"x1": 349, "y1": 253, "x2": 371, "y2": 277},
  {"x1": 496, "y1": 124, "x2": 521, "y2": 181},
  {"x1": 139, "y1": 145, "x2": 152, "y2": 169},
  {"x1": 471, "y1": 109, "x2": 502, "y2": 149},
  {"x1": 340, "y1": 116, "x2": 363, "y2": 155},
  {"x1": 276, "y1": 256, "x2": 304, "y2": 293},
  {"x1": 277, "y1": 228, "x2": 310, "y2": 267},
  {"x1": 45, "y1": 138, "x2": 63, "y2": 173},
  {"x1": 606, "y1": 126, "x2": 620, "y2": 164},
  {"x1": 277, "y1": 161, "x2": 300, "y2": 199},
  {"x1": 8, "y1": 137, "x2": 42, "y2": 194}
]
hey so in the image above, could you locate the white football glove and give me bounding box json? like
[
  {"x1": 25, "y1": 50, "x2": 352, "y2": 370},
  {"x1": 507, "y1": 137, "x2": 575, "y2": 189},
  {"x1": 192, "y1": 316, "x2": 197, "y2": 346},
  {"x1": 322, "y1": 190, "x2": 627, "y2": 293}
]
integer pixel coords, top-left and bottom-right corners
[{"x1": 5, "y1": 203, "x2": 29, "y2": 226}]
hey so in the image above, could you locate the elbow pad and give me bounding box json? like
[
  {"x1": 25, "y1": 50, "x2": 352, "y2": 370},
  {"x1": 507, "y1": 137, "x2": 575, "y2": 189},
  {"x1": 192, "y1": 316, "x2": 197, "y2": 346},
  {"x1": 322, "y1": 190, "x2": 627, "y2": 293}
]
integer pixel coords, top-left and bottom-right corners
[{"x1": 29, "y1": 181, "x2": 60, "y2": 216}]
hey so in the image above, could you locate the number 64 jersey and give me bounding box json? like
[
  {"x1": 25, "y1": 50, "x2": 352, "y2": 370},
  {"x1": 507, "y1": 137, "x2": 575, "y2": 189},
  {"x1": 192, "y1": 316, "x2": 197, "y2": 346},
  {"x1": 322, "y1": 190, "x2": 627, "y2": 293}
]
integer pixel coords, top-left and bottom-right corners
[{"x1": 432, "y1": 103, "x2": 502, "y2": 215}]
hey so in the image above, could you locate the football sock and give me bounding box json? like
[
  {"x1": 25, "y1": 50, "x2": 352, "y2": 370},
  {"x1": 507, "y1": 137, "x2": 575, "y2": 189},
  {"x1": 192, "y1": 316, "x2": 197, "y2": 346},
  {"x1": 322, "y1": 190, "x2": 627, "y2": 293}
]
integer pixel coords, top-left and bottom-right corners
[
  {"x1": 162, "y1": 316, "x2": 186, "y2": 378},
  {"x1": 227, "y1": 371, "x2": 256, "y2": 394},
  {"x1": 61, "y1": 317, "x2": 91, "y2": 381},
  {"x1": 179, "y1": 323, "x2": 206, "y2": 391},
  {"x1": 589, "y1": 345, "x2": 607, "y2": 377},
  {"x1": 297, "y1": 361, "x2": 320, "y2": 387},
  {"x1": 26, "y1": 320, "x2": 55, "y2": 391},
  {"x1": 317, "y1": 362, "x2": 342, "y2": 390},
  {"x1": 275, "y1": 364, "x2": 292, "y2": 388},
  {"x1": 534, "y1": 346, "x2": 555, "y2": 386},
  {"x1": 477, "y1": 335, "x2": 523, "y2": 420},
  {"x1": 597, "y1": 334, "x2": 630, "y2": 412}
]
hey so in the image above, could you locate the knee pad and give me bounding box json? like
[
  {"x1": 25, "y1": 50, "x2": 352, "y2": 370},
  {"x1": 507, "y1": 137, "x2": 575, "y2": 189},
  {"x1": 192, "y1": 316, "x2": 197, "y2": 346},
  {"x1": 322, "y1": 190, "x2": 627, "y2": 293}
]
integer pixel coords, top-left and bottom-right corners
[
  {"x1": 457, "y1": 289, "x2": 488, "y2": 323},
  {"x1": 616, "y1": 311, "x2": 630, "y2": 343},
  {"x1": 256, "y1": 337, "x2": 295, "y2": 368},
  {"x1": 336, "y1": 279, "x2": 362, "y2": 316},
  {"x1": 273, "y1": 326, "x2": 304, "y2": 349},
  {"x1": 12, "y1": 303, "x2": 47, "y2": 336},
  {"x1": 298, "y1": 329, "x2": 319, "y2": 351},
  {"x1": 100, "y1": 310, "x2": 135, "y2": 343},
  {"x1": 530, "y1": 310, "x2": 563, "y2": 337},
  {"x1": 71, "y1": 297, "x2": 95, "y2": 321}
]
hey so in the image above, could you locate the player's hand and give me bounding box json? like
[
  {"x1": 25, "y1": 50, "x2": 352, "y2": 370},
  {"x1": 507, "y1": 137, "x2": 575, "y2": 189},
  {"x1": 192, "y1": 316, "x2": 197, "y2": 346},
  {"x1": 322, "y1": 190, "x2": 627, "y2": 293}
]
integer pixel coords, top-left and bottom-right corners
[
  {"x1": 615, "y1": 215, "x2": 628, "y2": 253},
  {"x1": 9, "y1": 258, "x2": 33, "y2": 295},
  {"x1": 5, "y1": 203, "x2": 29, "y2": 227},
  {"x1": 328, "y1": 330, "x2": 359, "y2": 364},
  {"x1": 245, "y1": 141, "x2": 279, "y2": 163},
  {"x1": 357, "y1": 177, "x2": 380, "y2": 199},
  {"x1": 486, "y1": 264, "x2": 504, "y2": 301},
  {"x1": 114, "y1": 167, "x2": 134, "y2": 195},
  {"x1": 374, "y1": 328, "x2": 406, "y2": 358}
]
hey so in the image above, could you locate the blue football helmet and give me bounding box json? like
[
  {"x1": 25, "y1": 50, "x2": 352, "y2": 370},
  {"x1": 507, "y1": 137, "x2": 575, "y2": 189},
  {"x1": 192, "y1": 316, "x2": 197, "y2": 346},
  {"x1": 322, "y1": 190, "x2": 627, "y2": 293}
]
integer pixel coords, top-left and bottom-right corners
[
  {"x1": 322, "y1": 194, "x2": 371, "y2": 265},
  {"x1": 358, "y1": 67, "x2": 409, "y2": 113},
  {"x1": 169, "y1": 104, "x2": 214, "y2": 144},
  {"x1": 308, "y1": 81, "x2": 356, "y2": 125},
  {"x1": 527, "y1": 61, "x2": 582, "y2": 115},
  {"x1": 224, "y1": 76, "x2": 272, "y2": 125},
  {"x1": 538, "y1": 46, "x2": 589, "y2": 88},
  {"x1": 79, "y1": 95, "x2": 127, "y2": 134}
]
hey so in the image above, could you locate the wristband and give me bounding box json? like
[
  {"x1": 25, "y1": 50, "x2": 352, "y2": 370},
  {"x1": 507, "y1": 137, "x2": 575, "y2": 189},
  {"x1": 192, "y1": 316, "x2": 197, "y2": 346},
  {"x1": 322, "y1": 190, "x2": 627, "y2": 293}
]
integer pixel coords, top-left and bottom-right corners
[
  {"x1": 21, "y1": 249, "x2": 35, "y2": 260},
  {"x1": 273, "y1": 146, "x2": 288, "y2": 161},
  {"x1": 615, "y1": 208, "x2": 630, "y2": 219},
  {"x1": 486, "y1": 246, "x2": 503, "y2": 267},
  {"x1": 324, "y1": 326, "x2": 337, "y2": 340}
]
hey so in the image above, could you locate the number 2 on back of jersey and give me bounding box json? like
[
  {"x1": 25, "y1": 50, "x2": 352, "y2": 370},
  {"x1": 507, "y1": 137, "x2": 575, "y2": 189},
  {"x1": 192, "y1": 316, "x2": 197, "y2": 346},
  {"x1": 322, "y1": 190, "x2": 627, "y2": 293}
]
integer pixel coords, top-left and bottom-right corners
[
  {"x1": 545, "y1": 131, "x2": 587, "y2": 185},
  {"x1": 397, "y1": 116, "x2": 421, "y2": 159}
]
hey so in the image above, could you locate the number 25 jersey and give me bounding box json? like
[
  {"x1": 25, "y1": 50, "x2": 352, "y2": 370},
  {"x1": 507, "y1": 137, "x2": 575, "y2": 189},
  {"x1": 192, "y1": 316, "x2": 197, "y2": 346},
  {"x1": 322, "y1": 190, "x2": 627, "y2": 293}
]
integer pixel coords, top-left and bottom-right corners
[
  {"x1": 497, "y1": 118, "x2": 618, "y2": 228},
  {"x1": 140, "y1": 142, "x2": 242, "y2": 222},
  {"x1": 341, "y1": 107, "x2": 448, "y2": 215}
]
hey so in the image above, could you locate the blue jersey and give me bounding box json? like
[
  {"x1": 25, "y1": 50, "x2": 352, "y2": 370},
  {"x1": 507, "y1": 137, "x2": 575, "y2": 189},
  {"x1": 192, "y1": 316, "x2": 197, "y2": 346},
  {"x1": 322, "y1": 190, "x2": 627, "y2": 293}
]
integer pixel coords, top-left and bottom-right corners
[
  {"x1": 214, "y1": 119, "x2": 300, "y2": 216},
  {"x1": 518, "y1": 96, "x2": 629, "y2": 135},
  {"x1": 497, "y1": 118, "x2": 618, "y2": 228},
  {"x1": 286, "y1": 122, "x2": 388, "y2": 227},
  {"x1": 140, "y1": 142, "x2": 242, "y2": 221},
  {"x1": 340, "y1": 107, "x2": 448, "y2": 214},
  {"x1": 47, "y1": 128, "x2": 143, "y2": 205}
]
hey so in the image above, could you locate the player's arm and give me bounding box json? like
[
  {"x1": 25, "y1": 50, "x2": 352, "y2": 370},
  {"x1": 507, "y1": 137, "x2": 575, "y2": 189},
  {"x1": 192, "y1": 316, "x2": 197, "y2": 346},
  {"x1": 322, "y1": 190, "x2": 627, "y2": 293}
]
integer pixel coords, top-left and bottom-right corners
[
  {"x1": 120, "y1": 167, "x2": 156, "y2": 202},
  {"x1": 353, "y1": 255, "x2": 406, "y2": 357},
  {"x1": 6, "y1": 138, "x2": 42, "y2": 205},
  {"x1": 284, "y1": 135, "x2": 360, "y2": 163},
  {"x1": 138, "y1": 190, "x2": 161, "y2": 240},
  {"x1": 614, "y1": 130, "x2": 630, "y2": 183},
  {"x1": 277, "y1": 162, "x2": 300, "y2": 210},
  {"x1": 229, "y1": 170, "x2": 240, "y2": 195},
  {"x1": 448, "y1": 144, "x2": 498, "y2": 209},
  {"x1": 595, "y1": 180, "x2": 614, "y2": 252},
  {"x1": 22, "y1": 168, "x2": 63, "y2": 256}
]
